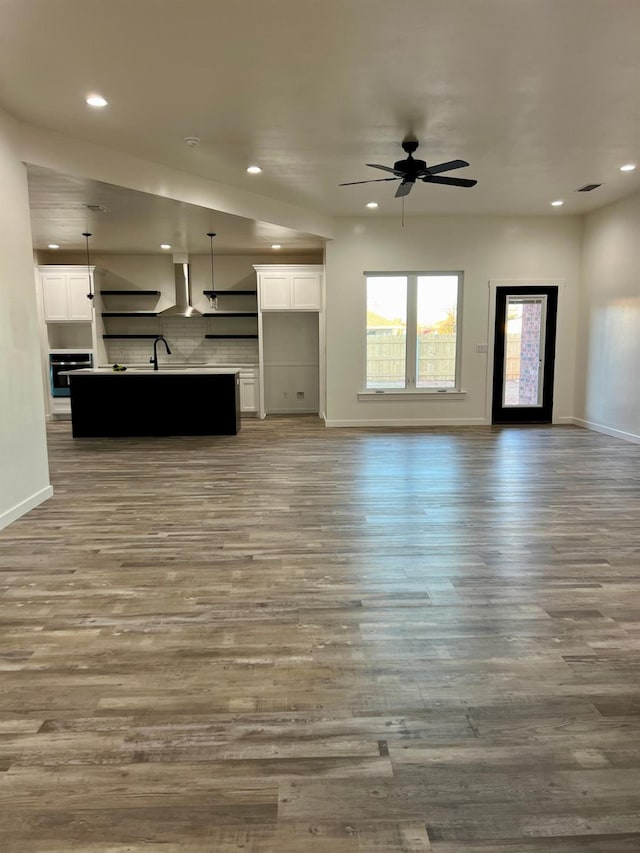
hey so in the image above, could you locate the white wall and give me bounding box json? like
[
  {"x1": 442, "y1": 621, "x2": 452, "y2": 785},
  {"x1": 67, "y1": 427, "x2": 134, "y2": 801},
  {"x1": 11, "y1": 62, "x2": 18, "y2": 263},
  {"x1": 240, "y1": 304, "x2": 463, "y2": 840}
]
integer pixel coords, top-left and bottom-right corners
[
  {"x1": 0, "y1": 107, "x2": 52, "y2": 529},
  {"x1": 262, "y1": 312, "x2": 320, "y2": 413},
  {"x1": 325, "y1": 215, "x2": 582, "y2": 426},
  {"x1": 575, "y1": 190, "x2": 640, "y2": 443}
]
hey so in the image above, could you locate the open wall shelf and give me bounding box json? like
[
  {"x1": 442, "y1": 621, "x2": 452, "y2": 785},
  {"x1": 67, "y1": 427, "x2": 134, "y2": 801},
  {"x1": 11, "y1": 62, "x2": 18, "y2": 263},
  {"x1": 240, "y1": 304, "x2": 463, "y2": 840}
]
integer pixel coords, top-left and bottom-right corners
[
  {"x1": 205, "y1": 334, "x2": 258, "y2": 339},
  {"x1": 102, "y1": 312, "x2": 159, "y2": 317},
  {"x1": 202, "y1": 312, "x2": 258, "y2": 317},
  {"x1": 203, "y1": 290, "x2": 256, "y2": 296},
  {"x1": 100, "y1": 290, "x2": 161, "y2": 296},
  {"x1": 103, "y1": 334, "x2": 161, "y2": 340}
]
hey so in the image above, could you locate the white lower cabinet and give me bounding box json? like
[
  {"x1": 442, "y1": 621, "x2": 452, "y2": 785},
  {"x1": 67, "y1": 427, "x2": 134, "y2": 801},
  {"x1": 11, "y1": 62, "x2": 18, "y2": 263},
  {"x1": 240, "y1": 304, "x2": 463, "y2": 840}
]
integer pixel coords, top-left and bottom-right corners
[
  {"x1": 49, "y1": 397, "x2": 71, "y2": 418},
  {"x1": 239, "y1": 369, "x2": 259, "y2": 415}
]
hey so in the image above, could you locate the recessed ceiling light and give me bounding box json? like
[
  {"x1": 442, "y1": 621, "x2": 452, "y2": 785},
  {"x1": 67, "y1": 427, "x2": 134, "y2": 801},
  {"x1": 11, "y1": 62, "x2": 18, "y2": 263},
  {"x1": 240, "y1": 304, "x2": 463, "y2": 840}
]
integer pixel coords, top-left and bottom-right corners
[
  {"x1": 47, "y1": 243, "x2": 60, "y2": 249},
  {"x1": 271, "y1": 244, "x2": 281, "y2": 249},
  {"x1": 551, "y1": 200, "x2": 564, "y2": 207},
  {"x1": 366, "y1": 202, "x2": 379, "y2": 209},
  {"x1": 246, "y1": 165, "x2": 262, "y2": 174},
  {"x1": 86, "y1": 94, "x2": 108, "y2": 108},
  {"x1": 160, "y1": 244, "x2": 171, "y2": 250},
  {"x1": 620, "y1": 163, "x2": 636, "y2": 172}
]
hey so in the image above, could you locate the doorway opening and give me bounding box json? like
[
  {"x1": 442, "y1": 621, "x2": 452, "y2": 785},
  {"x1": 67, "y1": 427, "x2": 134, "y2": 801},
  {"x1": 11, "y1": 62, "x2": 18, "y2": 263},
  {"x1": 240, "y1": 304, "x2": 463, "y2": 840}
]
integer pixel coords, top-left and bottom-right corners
[{"x1": 492, "y1": 285, "x2": 558, "y2": 424}]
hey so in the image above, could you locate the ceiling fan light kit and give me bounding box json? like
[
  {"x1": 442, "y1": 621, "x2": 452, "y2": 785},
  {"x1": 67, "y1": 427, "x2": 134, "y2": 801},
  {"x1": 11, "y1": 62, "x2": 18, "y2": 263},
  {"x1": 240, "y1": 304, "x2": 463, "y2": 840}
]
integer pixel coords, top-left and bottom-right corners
[{"x1": 340, "y1": 138, "x2": 477, "y2": 198}]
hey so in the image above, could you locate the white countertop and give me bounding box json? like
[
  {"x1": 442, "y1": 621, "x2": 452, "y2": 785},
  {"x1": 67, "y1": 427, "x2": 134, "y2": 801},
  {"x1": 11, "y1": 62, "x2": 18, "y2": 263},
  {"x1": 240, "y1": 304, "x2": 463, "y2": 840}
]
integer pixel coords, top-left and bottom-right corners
[
  {"x1": 97, "y1": 362, "x2": 257, "y2": 370},
  {"x1": 64, "y1": 367, "x2": 241, "y2": 376}
]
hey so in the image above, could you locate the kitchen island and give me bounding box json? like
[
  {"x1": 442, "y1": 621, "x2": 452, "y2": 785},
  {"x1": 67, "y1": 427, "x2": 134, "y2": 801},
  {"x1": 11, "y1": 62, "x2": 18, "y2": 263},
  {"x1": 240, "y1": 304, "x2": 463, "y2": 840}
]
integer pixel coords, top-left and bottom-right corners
[{"x1": 66, "y1": 368, "x2": 240, "y2": 437}]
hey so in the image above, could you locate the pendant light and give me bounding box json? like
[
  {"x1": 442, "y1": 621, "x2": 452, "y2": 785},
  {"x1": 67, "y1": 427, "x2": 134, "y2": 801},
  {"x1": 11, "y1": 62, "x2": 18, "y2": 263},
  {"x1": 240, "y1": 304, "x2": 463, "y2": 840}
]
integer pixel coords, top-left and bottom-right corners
[
  {"x1": 207, "y1": 231, "x2": 217, "y2": 310},
  {"x1": 82, "y1": 231, "x2": 94, "y2": 300}
]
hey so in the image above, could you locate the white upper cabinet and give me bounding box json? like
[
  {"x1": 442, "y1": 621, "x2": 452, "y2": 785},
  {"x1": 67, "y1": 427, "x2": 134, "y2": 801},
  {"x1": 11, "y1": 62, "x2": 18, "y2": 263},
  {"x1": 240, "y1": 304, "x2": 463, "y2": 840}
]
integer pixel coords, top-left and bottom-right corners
[
  {"x1": 66, "y1": 273, "x2": 95, "y2": 320},
  {"x1": 291, "y1": 272, "x2": 322, "y2": 310},
  {"x1": 39, "y1": 266, "x2": 95, "y2": 322},
  {"x1": 254, "y1": 265, "x2": 322, "y2": 311},
  {"x1": 40, "y1": 272, "x2": 68, "y2": 321},
  {"x1": 259, "y1": 273, "x2": 291, "y2": 310}
]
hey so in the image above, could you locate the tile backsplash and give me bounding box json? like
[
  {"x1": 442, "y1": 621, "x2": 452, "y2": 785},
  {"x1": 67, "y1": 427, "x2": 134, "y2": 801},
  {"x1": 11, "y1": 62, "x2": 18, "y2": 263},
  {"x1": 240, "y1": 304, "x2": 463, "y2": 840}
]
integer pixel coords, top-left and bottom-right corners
[{"x1": 104, "y1": 317, "x2": 258, "y2": 366}]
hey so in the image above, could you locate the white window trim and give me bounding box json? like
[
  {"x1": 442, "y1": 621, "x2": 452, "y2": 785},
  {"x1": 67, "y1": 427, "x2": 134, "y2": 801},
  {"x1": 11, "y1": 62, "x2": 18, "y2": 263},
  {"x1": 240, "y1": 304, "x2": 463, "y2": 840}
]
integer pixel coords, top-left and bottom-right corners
[
  {"x1": 358, "y1": 389, "x2": 467, "y2": 402},
  {"x1": 363, "y1": 270, "x2": 464, "y2": 395}
]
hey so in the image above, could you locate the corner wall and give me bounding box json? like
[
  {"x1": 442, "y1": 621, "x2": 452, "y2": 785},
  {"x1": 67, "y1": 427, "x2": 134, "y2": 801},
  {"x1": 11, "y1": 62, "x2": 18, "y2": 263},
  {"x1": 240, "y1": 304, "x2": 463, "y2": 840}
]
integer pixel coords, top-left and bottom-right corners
[
  {"x1": 325, "y1": 215, "x2": 582, "y2": 426},
  {"x1": 0, "y1": 107, "x2": 51, "y2": 529},
  {"x1": 575, "y1": 190, "x2": 640, "y2": 443}
]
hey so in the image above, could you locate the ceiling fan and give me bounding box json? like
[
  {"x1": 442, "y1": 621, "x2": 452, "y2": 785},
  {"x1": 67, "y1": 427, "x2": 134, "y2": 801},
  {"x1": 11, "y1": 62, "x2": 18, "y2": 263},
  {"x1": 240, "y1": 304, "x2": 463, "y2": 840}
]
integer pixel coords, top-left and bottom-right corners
[{"x1": 339, "y1": 138, "x2": 477, "y2": 198}]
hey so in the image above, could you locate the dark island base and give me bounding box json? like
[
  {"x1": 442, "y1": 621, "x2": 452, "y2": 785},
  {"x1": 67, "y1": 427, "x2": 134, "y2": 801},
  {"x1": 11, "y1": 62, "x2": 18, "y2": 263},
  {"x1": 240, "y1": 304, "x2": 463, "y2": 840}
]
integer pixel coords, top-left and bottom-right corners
[{"x1": 69, "y1": 373, "x2": 240, "y2": 437}]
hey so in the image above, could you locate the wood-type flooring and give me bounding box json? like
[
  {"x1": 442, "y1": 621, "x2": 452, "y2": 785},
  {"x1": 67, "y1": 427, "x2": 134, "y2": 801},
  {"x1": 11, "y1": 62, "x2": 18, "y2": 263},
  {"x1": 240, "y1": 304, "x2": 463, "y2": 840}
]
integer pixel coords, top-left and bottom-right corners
[{"x1": 1, "y1": 417, "x2": 640, "y2": 852}]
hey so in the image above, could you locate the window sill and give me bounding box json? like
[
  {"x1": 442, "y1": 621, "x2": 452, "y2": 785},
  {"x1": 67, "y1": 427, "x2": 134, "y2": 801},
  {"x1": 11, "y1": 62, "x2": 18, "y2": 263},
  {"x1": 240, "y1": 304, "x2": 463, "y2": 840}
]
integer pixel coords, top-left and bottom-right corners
[{"x1": 358, "y1": 390, "x2": 467, "y2": 402}]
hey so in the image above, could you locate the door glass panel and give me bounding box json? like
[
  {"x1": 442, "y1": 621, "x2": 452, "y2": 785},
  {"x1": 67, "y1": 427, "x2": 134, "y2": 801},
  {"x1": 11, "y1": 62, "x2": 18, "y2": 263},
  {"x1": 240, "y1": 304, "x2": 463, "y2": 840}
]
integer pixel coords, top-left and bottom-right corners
[
  {"x1": 416, "y1": 275, "x2": 458, "y2": 388},
  {"x1": 503, "y1": 296, "x2": 546, "y2": 407},
  {"x1": 366, "y1": 277, "x2": 407, "y2": 388}
]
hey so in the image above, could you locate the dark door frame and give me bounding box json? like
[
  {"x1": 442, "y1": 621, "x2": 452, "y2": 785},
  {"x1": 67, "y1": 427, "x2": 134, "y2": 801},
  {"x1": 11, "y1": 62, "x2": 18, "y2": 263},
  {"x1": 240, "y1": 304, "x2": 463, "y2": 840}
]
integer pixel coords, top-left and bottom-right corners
[{"x1": 487, "y1": 279, "x2": 565, "y2": 424}]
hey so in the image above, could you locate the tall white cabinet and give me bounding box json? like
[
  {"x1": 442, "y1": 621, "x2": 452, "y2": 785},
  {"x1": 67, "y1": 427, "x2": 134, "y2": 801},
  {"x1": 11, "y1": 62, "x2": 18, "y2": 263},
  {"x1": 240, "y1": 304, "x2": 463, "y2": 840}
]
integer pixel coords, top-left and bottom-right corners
[
  {"x1": 254, "y1": 264, "x2": 324, "y2": 420},
  {"x1": 36, "y1": 265, "x2": 102, "y2": 418}
]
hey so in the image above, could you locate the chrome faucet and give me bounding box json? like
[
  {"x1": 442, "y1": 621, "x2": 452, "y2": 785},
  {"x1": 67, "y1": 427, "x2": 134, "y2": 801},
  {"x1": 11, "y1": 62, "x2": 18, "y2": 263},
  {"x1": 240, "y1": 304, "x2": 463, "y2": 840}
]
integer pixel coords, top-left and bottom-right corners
[{"x1": 150, "y1": 335, "x2": 172, "y2": 371}]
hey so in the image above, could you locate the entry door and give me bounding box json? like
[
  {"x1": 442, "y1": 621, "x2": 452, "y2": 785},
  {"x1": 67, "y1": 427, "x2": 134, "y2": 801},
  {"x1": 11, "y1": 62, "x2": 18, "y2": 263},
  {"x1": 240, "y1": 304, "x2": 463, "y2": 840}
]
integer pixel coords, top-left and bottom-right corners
[{"x1": 492, "y1": 285, "x2": 558, "y2": 424}]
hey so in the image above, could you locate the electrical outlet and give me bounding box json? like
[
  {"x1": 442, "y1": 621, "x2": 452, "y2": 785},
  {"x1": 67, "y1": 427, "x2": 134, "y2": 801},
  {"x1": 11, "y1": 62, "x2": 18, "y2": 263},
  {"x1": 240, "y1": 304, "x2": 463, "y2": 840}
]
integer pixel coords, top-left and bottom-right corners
[
  {"x1": 475, "y1": 343, "x2": 488, "y2": 353},
  {"x1": 296, "y1": 391, "x2": 304, "y2": 399}
]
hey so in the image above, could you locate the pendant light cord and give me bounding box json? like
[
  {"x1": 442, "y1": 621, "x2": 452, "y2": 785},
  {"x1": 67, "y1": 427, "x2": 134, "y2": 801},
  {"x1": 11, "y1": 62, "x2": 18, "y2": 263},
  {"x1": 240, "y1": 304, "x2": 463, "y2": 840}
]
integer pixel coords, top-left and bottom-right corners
[
  {"x1": 207, "y1": 231, "x2": 217, "y2": 304},
  {"x1": 82, "y1": 231, "x2": 94, "y2": 300}
]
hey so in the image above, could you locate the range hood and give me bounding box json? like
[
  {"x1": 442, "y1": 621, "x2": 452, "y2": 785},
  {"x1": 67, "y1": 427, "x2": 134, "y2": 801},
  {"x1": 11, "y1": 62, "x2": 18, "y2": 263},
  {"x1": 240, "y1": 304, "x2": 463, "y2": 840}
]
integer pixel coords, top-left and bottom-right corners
[{"x1": 159, "y1": 254, "x2": 201, "y2": 317}]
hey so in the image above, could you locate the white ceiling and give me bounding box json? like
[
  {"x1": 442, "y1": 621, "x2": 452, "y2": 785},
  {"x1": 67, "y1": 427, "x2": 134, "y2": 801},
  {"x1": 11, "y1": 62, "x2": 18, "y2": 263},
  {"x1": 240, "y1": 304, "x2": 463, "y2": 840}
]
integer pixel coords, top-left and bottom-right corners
[
  {"x1": 6, "y1": 0, "x2": 640, "y2": 251},
  {"x1": 26, "y1": 166, "x2": 324, "y2": 254}
]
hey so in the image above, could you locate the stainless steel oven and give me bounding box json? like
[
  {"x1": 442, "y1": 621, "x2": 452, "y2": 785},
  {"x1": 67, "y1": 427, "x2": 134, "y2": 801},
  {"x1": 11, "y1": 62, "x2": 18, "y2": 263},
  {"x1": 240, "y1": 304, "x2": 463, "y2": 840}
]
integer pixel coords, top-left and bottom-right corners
[{"x1": 49, "y1": 352, "x2": 93, "y2": 397}]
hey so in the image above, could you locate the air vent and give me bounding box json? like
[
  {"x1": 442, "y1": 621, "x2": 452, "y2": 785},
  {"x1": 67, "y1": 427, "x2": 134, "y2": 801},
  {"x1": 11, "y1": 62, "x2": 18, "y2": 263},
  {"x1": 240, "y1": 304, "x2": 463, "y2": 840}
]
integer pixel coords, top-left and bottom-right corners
[
  {"x1": 84, "y1": 203, "x2": 110, "y2": 213},
  {"x1": 576, "y1": 184, "x2": 602, "y2": 192}
]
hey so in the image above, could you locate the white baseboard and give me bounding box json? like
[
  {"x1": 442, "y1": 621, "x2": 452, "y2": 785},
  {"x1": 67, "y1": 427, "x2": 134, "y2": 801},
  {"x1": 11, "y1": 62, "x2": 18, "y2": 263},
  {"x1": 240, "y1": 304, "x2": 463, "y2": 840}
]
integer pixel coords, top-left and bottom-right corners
[
  {"x1": 266, "y1": 408, "x2": 319, "y2": 415},
  {"x1": 553, "y1": 416, "x2": 575, "y2": 424},
  {"x1": 572, "y1": 417, "x2": 640, "y2": 445},
  {"x1": 324, "y1": 417, "x2": 488, "y2": 428},
  {"x1": 0, "y1": 485, "x2": 54, "y2": 531}
]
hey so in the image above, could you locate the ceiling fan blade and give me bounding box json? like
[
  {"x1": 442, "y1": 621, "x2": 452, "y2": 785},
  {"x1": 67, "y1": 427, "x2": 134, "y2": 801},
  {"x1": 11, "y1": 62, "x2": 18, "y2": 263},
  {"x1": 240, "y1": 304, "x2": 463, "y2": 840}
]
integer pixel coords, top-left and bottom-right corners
[
  {"x1": 395, "y1": 180, "x2": 414, "y2": 198},
  {"x1": 422, "y1": 175, "x2": 478, "y2": 188},
  {"x1": 339, "y1": 177, "x2": 399, "y2": 186},
  {"x1": 425, "y1": 159, "x2": 470, "y2": 175},
  {"x1": 366, "y1": 163, "x2": 405, "y2": 176}
]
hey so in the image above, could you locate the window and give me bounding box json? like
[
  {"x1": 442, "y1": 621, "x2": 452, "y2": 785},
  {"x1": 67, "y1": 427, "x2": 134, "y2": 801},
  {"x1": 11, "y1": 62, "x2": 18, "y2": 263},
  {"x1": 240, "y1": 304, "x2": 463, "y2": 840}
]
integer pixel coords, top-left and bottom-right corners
[{"x1": 365, "y1": 272, "x2": 462, "y2": 391}]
